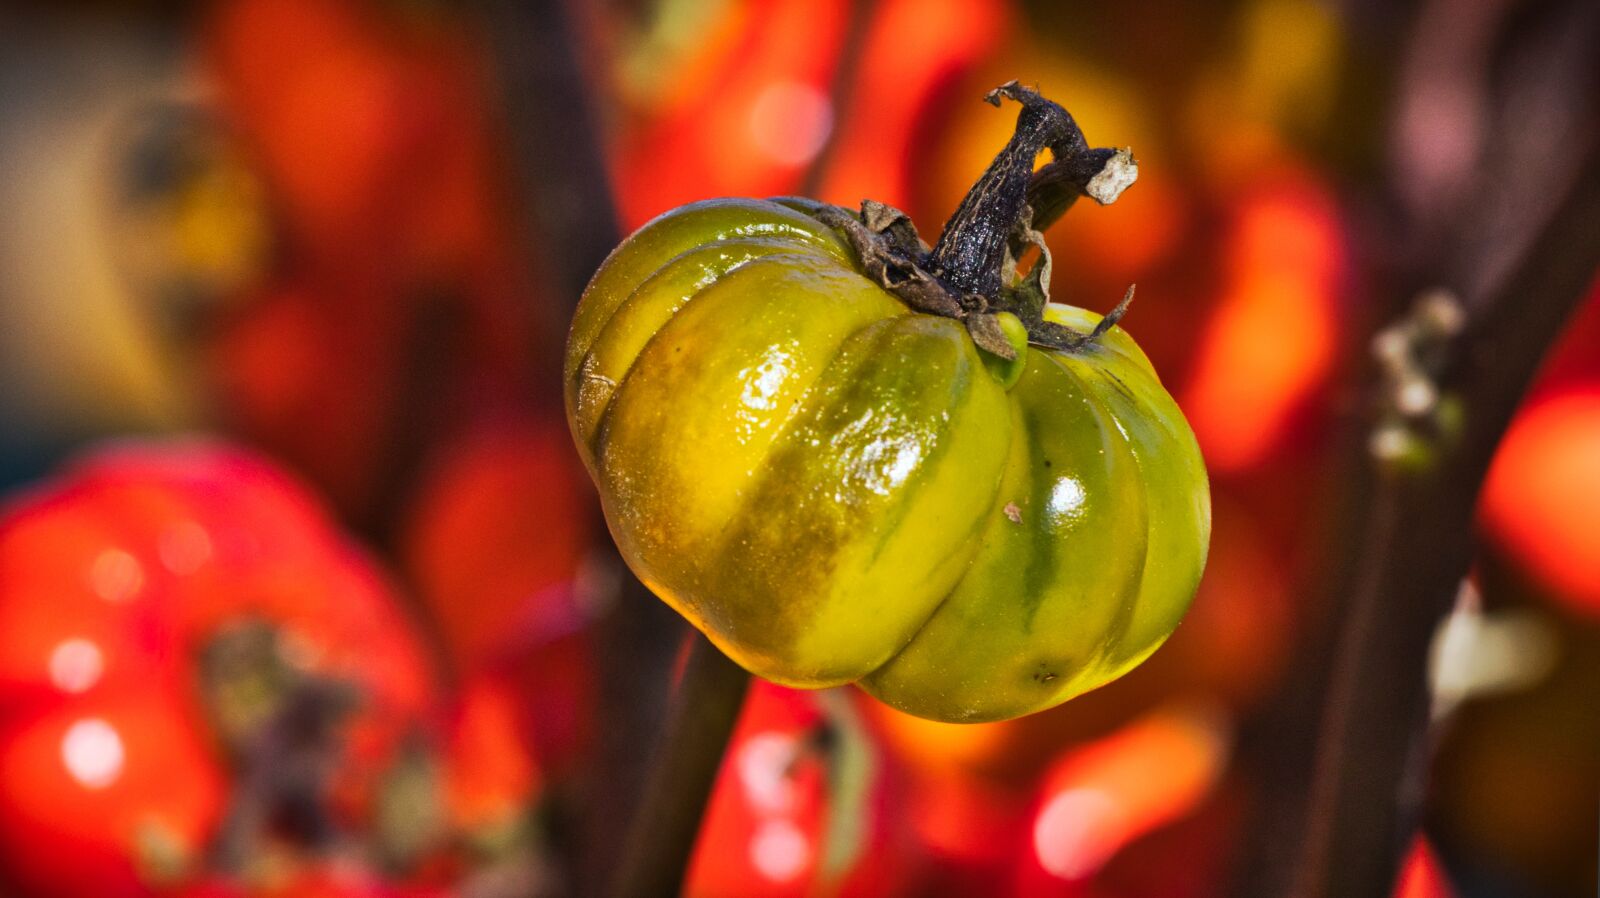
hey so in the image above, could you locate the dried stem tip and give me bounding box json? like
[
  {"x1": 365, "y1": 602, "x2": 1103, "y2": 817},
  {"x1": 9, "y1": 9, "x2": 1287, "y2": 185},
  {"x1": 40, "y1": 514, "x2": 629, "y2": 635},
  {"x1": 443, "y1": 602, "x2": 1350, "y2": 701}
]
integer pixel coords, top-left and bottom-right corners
[{"x1": 929, "y1": 81, "x2": 1137, "y2": 299}]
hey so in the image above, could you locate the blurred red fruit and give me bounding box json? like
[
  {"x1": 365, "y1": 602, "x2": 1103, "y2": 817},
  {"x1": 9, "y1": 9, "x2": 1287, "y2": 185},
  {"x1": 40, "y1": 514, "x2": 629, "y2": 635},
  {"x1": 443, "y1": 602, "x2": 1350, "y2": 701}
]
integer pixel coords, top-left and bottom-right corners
[
  {"x1": 901, "y1": 764, "x2": 1029, "y2": 895},
  {"x1": 0, "y1": 690, "x2": 227, "y2": 898},
  {"x1": 811, "y1": 0, "x2": 1006, "y2": 212},
  {"x1": 0, "y1": 441, "x2": 437, "y2": 897},
  {"x1": 203, "y1": 0, "x2": 474, "y2": 266},
  {"x1": 443, "y1": 675, "x2": 542, "y2": 837},
  {"x1": 176, "y1": 865, "x2": 455, "y2": 898},
  {"x1": 199, "y1": 0, "x2": 550, "y2": 520},
  {"x1": 400, "y1": 419, "x2": 592, "y2": 668},
  {"x1": 687, "y1": 681, "x2": 917, "y2": 898},
  {"x1": 395, "y1": 417, "x2": 598, "y2": 774},
  {"x1": 608, "y1": 0, "x2": 850, "y2": 226}
]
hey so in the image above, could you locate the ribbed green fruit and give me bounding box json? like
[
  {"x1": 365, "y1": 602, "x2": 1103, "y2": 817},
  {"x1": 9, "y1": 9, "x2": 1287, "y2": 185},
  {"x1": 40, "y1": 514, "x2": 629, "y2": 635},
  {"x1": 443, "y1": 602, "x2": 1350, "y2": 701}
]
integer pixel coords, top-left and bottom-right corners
[{"x1": 565, "y1": 197, "x2": 1209, "y2": 723}]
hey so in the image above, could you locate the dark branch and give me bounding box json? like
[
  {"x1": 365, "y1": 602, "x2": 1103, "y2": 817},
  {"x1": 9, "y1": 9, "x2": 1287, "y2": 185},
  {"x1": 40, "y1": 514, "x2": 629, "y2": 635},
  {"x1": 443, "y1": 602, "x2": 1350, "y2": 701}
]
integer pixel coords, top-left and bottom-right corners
[
  {"x1": 1294, "y1": 151, "x2": 1599, "y2": 898},
  {"x1": 478, "y1": 0, "x2": 623, "y2": 306},
  {"x1": 608, "y1": 636, "x2": 751, "y2": 898},
  {"x1": 1227, "y1": 0, "x2": 1600, "y2": 891},
  {"x1": 1230, "y1": 85, "x2": 1600, "y2": 898},
  {"x1": 473, "y1": 3, "x2": 687, "y2": 896}
]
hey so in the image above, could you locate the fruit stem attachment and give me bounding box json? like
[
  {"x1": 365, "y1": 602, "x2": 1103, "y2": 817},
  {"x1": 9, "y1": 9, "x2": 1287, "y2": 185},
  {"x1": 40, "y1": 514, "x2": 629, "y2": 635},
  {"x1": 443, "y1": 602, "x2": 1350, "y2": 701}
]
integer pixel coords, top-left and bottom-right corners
[
  {"x1": 799, "y1": 82, "x2": 1136, "y2": 358},
  {"x1": 930, "y1": 81, "x2": 1137, "y2": 299},
  {"x1": 609, "y1": 634, "x2": 751, "y2": 898}
]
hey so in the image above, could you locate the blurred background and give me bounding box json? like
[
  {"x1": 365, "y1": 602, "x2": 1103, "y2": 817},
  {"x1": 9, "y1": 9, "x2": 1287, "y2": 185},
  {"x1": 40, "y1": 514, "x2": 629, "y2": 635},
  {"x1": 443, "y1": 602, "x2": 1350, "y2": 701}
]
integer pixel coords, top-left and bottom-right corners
[{"x1": 0, "y1": 1, "x2": 1594, "y2": 897}]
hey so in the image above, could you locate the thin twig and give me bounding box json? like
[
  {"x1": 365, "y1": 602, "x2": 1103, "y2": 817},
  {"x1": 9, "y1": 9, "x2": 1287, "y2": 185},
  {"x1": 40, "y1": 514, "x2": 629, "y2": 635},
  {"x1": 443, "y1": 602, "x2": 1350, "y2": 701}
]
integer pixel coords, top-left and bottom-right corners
[
  {"x1": 357, "y1": 291, "x2": 464, "y2": 689},
  {"x1": 609, "y1": 635, "x2": 752, "y2": 898},
  {"x1": 1294, "y1": 147, "x2": 1600, "y2": 898},
  {"x1": 477, "y1": 0, "x2": 621, "y2": 303},
  {"x1": 472, "y1": 2, "x2": 688, "y2": 895},
  {"x1": 1227, "y1": 1, "x2": 1600, "y2": 892},
  {"x1": 1229, "y1": 73, "x2": 1600, "y2": 898}
]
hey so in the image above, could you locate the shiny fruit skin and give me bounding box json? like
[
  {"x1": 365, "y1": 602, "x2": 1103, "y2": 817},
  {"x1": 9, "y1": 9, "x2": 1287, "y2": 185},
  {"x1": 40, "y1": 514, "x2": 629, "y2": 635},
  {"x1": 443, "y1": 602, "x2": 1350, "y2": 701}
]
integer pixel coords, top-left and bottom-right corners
[{"x1": 566, "y1": 197, "x2": 1210, "y2": 722}]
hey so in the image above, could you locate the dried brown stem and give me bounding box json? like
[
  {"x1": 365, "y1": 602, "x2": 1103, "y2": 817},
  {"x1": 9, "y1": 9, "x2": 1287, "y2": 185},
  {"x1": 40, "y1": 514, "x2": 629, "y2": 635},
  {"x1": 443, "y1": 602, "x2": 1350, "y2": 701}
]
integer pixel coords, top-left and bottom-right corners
[
  {"x1": 929, "y1": 81, "x2": 1131, "y2": 298},
  {"x1": 792, "y1": 85, "x2": 1135, "y2": 359}
]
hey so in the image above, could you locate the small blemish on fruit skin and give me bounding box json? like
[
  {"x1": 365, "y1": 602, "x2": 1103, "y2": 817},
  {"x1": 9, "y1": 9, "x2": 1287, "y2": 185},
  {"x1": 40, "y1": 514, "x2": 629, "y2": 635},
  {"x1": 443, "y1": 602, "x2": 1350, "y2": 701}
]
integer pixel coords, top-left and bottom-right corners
[
  {"x1": 1003, "y1": 502, "x2": 1022, "y2": 524},
  {"x1": 1032, "y1": 669, "x2": 1057, "y2": 684}
]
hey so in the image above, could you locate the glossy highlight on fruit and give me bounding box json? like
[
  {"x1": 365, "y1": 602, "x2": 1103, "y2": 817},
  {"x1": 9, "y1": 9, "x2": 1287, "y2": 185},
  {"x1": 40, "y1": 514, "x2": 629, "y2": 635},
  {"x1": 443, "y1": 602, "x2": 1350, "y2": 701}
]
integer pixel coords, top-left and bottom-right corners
[{"x1": 565, "y1": 197, "x2": 1210, "y2": 723}]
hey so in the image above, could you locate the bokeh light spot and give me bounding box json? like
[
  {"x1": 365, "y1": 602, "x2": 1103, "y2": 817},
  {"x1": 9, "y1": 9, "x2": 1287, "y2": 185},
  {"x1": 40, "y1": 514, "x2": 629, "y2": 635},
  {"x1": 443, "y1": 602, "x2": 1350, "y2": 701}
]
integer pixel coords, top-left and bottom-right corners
[
  {"x1": 48, "y1": 638, "x2": 104, "y2": 694},
  {"x1": 749, "y1": 818, "x2": 810, "y2": 883},
  {"x1": 89, "y1": 549, "x2": 145, "y2": 603},
  {"x1": 1184, "y1": 183, "x2": 1341, "y2": 470},
  {"x1": 737, "y1": 731, "x2": 799, "y2": 814},
  {"x1": 1033, "y1": 787, "x2": 1121, "y2": 880},
  {"x1": 1481, "y1": 386, "x2": 1600, "y2": 613},
  {"x1": 159, "y1": 520, "x2": 213, "y2": 575},
  {"x1": 748, "y1": 81, "x2": 833, "y2": 167},
  {"x1": 61, "y1": 718, "x2": 125, "y2": 790}
]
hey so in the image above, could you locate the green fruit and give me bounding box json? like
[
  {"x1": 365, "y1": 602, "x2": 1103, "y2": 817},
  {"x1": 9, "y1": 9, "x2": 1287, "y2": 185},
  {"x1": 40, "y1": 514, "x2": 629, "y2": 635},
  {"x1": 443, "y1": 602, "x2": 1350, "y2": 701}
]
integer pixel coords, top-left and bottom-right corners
[{"x1": 565, "y1": 197, "x2": 1209, "y2": 723}]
